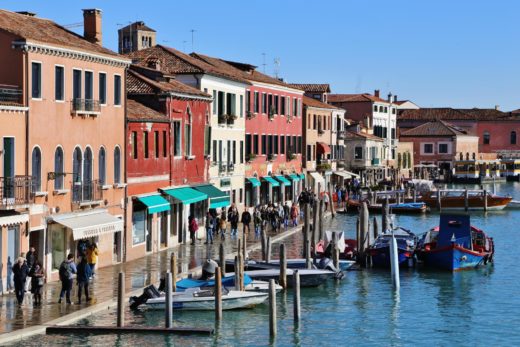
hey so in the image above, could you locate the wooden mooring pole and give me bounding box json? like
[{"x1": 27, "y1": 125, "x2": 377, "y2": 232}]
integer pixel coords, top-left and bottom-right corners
[
  {"x1": 261, "y1": 228, "x2": 267, "y2": 261},
  {"x1": 219, "y1": 243, "x2": 226, "y2": 277},
  {"x1": 328, "y1": 182, "x2": 336, "y2": 218},
  {"x1": 304, "y1": 203, "x2": 310, "y2": 259},
  {"x1": 234, "y1": 256, "x2": 240, "y2": 291},
  {"x1": 269, "y1": 279, "x2": 277, "y2": 337},
  {"x1": 266, "y1": 236, "x2": 272, "y2": 264},
  {"x1": 279, "y1": 244, "x2": 287, "y2": 289},
  {"x1": 464, "y1": 189, "x2": 469, "y2": 212},
  {"x1": 170, "y1": 253, "x2": 177, "y2": 292},
  {"x1": 293, "y1": 270, "x2": 301, "y2": 322},
  {"x1": 484, "y1": 189, "x2": 488, "y2": 212},
  {"x1": 165, "y1": 272, "x2": 173, "y2": 328},
  {"x1": 215, "y1": 267, "x2": 222, "y2": 321},
  {"x1": 318, "y1": 199, "x2": 324, "y2": 241},
  {"x1": 312, "y1": 199, "x2": 318, "y2": 247},
  {"x1": 117, "y1": 272, "x2": 124, "y2": 328}
]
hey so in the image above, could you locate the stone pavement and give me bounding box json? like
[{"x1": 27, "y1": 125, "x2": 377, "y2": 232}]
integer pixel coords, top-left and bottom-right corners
[{"x1": 0, "y1": 222, "x2": 303, "y2": 337}]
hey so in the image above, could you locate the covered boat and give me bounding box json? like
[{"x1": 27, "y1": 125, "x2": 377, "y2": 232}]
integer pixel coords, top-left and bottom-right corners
[
  {"x1": 368, "y1": 227, "x2": 417, "y2": 268},
  {"x1": 419, "y1": 190, "x2": 511, "y2": 211},
  {"x1": 417, "y1": 214, "x2": 494, "y2": 271}
]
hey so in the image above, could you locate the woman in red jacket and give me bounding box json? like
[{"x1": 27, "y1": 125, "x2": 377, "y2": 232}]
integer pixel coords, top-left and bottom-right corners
[{"x1": 188, "y1": 215, "x2": 199, "y2": 245}]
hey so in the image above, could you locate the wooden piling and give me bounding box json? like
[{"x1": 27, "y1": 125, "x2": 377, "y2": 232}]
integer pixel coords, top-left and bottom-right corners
[
  {"x1": 269, "y1": 279, "x2": 277, "y2": 337},
  {"x1": 293, "y1": 270, "x2": 301, "y2": 322},
  {"x1": 412, "y1": 188, "x2": 416, "y2": 203},
  {"x1": 305, "y1": 238, "x2": 312, "y2": 269},
  {"x1": 356, "y1": 217, "x2": 360, "y2": 257},
  {"x1": 389, "y1": 233, "x2": 400, "y2": 290},
  {"x1": 484, "y1": 189, "x2": 488, "y2": 211},
  {"x1": 165, "y1": 272, "x2": 173, "y2": 328},
  {"x1": 266, "y1": 236, "x2": 272, "y2": 264},
  {"x1": 215, "y1": 267, "x2": 222, "y2": 321},
  {"x1": 243, "y1": 229, "x2": 247, "y2": 264},
  {"x1": 312, "y1": 199, "x2": 318, "y2": 246},
  {"x1": 382, "y1": 199, "x2": 389, "y2": 232},
  {"x1": 234, "y1": 256, "x2": 240, "y2": 291},
  {"x1": 373, "y1": 216, "x2": 379, "y2": 240},
  {"x1": 361, "y1": 202, "x2": 369, "y2": 255},
  {"x1": 437, "y1": 191, "x2": 442, "y2": 212},
  {"x1": 170, "y1": 253, "x2": 177, "y2": 292},
  {"x1": 219, "y1": 243, "x2": 226, "y2": 277},
  {"x1": 318, "y1": 199, "x2": 324, "y2": 241},
  {"x1": 304, "y1": 203, "x2": 310, "y2": 259},
  {"x1": 464, "y1": 189, "x2": 469, "y2": 212},
  {"x1": 117, "y1": 272, "x2": 124, "y2": 328},
  {"x1": 332, "y1": 231, "x2": 339, "y2": 270},
  {"x1": 261, "y1": 228, "x2": 267, "y2": 261},
  {"x1": 328, "y1": 182, "x2": 336, "y2": 218},
  {"x1": 279, "y1": 244, "x2": 287, "y2": 289}
]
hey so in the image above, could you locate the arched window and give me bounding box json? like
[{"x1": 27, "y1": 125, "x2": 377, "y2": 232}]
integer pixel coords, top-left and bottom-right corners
[
  {"x1": 54, "y1": 147, "x2": 64, "y2": 190},
  {"x1": 466, "y1": 152, "x2": 470, "y2": 160},
  {"x1": 72, "y1": 147, "x2": 82, "y2": 201},
  {"x1": 98, "y1": 147, "x2": 106, "y2": 185},
  {"x1": 83, "y1": 147, "x2": 93, "y2": 200},
  {"x1": 511, "y1": 131, "x2": 517, "y2": 145},
  {"x1": 114, "y1": 146, "x2": 121, "y2": 184},
  {"x1": 31, "y1": 147, "x2": 42, "y2": 192},
  {"x1": 459, "y1": 152, "x2": 463, "y2": 160},
  {"x1": 483, "y1": 131, "x2": 490, "y2": 145}
]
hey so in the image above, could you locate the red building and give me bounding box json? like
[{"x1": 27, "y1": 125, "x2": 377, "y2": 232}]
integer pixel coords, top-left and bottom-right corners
[{"x1": 126, "y1": 66, "x2": 212, "y2": 260}]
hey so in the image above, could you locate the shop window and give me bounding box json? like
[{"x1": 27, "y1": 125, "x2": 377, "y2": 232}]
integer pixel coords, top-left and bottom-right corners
[{"x1": 132, "y1": 209, "x2": 146, "y2": 245}]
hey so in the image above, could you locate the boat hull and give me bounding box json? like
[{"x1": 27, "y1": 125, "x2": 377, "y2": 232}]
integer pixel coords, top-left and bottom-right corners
[
  {"x1": 420, "y1": 195, "x2": 511, "y2": 211},
  {"x1": 145, "y1": 291, "x2": 268, "y2": 311},
  {"x1": 347, "y1": 200, "x2": 427, "y2": 214},
  {"x1": 370, "y1": 246, "x2": 414, "y2": 268},
  {"x1": 423, "y1": 244, "x2": 492, "y2": 271},
  {"x1": 244, "y1": 269, "x2": 336, "y2": 287}
]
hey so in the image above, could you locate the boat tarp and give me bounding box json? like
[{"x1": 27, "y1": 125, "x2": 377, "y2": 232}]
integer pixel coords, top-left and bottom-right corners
[
  {"x1": 437, "y1": 214, "x2": 472, "y2": 248},
  {"x1": 176, "y1": 274, "x2": 253, "y2": 291}
]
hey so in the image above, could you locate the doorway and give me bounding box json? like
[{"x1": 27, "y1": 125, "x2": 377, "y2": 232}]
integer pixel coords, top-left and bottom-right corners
[
  {"x1": 29, "y1": 229, "x2": 44, "y2": 264},
  {"x1": 113, "y1": 231, "x2": 122, "y2": 263}
]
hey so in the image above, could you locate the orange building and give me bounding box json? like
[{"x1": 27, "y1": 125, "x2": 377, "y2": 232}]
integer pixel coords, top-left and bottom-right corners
[{"x1": 0, "y1": 9, "x2": 130, "y2": 284}]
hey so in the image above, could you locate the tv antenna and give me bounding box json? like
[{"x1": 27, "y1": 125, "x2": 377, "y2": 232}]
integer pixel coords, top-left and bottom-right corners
[
  {"x1": 262, "y1": 53, "x2": 266, "y2": 73},
  {"x1": 273, "y1": 58, "x2": 280, "y2": 79},
  {"x1": 190, "y1": 29, "x2": 196, "y2": 52}
]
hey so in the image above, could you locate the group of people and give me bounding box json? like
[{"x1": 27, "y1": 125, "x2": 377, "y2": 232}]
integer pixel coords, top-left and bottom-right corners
[{"x1": 11, "y1": 246, "x2": 44, "y2": 307}]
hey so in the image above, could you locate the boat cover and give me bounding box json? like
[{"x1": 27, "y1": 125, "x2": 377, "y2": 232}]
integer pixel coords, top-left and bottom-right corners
[
  {"x1": 437, "y1": 214, "x2": 472, "y2": 248},
  {"x1": 176, "y1": 274, "x2": 253, "y2": 291}
]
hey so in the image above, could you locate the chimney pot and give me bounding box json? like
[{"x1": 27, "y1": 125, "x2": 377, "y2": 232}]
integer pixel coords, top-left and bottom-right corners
[
  {"x1": 83, "y1": 9, "x2": 102, "y2": 45},
  {"x1": 495, "y1": 105, "x2": 500, "y2": 110},
  {"x1": 387, "y1": 92, "x2": 393, "y2": 103},
  {"x1": 374, "y1": 89, "x2": 380, "y2": 98}
]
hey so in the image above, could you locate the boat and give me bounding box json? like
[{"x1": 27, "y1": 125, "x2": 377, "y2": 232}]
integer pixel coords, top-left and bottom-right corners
[
  {"x1": 367, "y1": 227, "x2": 417, "y2": 268},
  {"x1": 130, "y1": 284, "x2": 268, "y2": 311},
  {"x1": 314, "y1": 230, "x2": 358, "y2": 261},
  {"x1": 226, "y1": 258, "x2": 355, "y2": 272},
  {"x1": 175, "y1": 274, "x2": 282, "y2": 293},
  {"x1": 419, "y1": 190, "x2": 511, "y2": 211},
  {"x1": 235, "y1": 268, "x2": 339, "y2": 287},
  {"x1": 346, "y1": 199, "x2": 428, "y2": 214},
  {"x1": 416, "y1": 214, "x2": 494, "y2": 271},
  {"x1": 506, "y1": 200, "x2": 520, "y2": 209}
]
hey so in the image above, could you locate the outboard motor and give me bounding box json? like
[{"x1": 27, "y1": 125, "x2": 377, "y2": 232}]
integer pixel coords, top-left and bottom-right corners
[
  {"x1": 200, "y1": 259, "x2": 218, "y2": 280},
  {"x1": 129, "y1": 284, "x2": 161, "y2": 309},
  {"x1": 317, "y1": 257, "x2": 345, "y2": 280}
]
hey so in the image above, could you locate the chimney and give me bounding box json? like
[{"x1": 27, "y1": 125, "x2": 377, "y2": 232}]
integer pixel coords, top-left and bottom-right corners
[
  {"x1": 374, "y1": 89, "x2": 380, "y2": 98},
  {"x1": 394, "y1": 95, "x2": 398, "y2": 103},
  {"x1": 387, "y1": 92, "x2": 393, "y2": 103},
  {"x1": 83, "y1": 9, "x2": 102, "y2": 45}
]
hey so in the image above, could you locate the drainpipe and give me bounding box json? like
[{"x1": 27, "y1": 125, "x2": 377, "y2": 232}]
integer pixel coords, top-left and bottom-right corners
[{"x1": 123, "y1": 68, "x2": 128, "y2": 262}]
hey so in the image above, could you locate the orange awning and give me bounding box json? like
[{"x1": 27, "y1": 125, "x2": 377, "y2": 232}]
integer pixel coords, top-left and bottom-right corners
[{"x1": 317, "y1": 142, "x2": 331, "y2": 154}]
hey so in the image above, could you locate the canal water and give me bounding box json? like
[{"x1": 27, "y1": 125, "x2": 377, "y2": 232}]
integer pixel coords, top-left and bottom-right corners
[{"x1": 8, "y1": 183, "x2": 520, "y2": 346}]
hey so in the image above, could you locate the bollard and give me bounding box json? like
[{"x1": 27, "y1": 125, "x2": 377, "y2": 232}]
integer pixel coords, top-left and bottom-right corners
[
  {"x1": 234, "y1": 256, "x2": 240, "y2": 291},
  {"x1": 269, "y1": 279, "x2": 277, "y2": 337},
  {"x1": 165, "y1": 272, "x2": 173, "y2": 328},
  {"x1": 215, "y1": 267, "x2": 222, "y2": 321},
  {"x1": 219, "y1": 243, "x2": 226, "y2": 277},
  {"x1": 117, "y1": 272, "x2": 125, "y2": 328},
  {"x1": 484, "y1": 190, "x2": 488, "y2": 212},
  {"x1": 266, "y1": 236, "x2": 272, "y2": 264},
  {"x1": 389, "y1": 233, "x2": 400, "y2": 290},
  {"x1": 293, "y1": 270, "x2": 301, "y2": 322},
  {"x1": 279, "y1": 244, "x2": 287, "y2": 289},
  {"x1": 170, "y1": 253, "x2": 177, "y2": 292}
]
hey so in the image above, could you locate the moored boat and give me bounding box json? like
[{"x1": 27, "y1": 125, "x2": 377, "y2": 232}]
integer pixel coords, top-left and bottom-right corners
[
  {"x1": 238, "y1": 268, "x2": 339, "y2": 287},
  {"x1": 416, "y1": 214, "x2": 494, "y2": 271},
  {"x1": 367, "y1": 228, "x2": 417, "y2": 268},
  {"x1": 419, "y1": 190, "x2": 511, "y2": 211},
  {"x1": 175, "y1": 274, "x2": 282, "y2": 293},
  {"x1": 347, "y1": 199, "x2": 428, "y2": 214}
]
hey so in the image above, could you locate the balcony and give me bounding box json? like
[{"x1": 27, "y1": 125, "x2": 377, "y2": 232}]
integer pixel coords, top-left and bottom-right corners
[
  {"x1": 267, "y1": 153, "x2": 277, "y2": 161},
  {"x1": 0, "y1": 176, "x2": 34, "y2": 209},
  {"x1": 246, "y1": 111, "x2": 256, "y2": 119},
  {"x1": 0, "y1": 84, "x2": 23, "y2": 105},
  {"x1": 72, "y1": 99, "x2": 101, "y2": 116},
  {"x1": 286, "y1": 153, "x2": 296, "y2": 161},
  {"x1": 72, "y1": 179, "x2": 103, "y2": 206},
  {"x1": 226, "y1": 114, "x2": 237, "y2": 126},
  {"x1": 217, "y1": 162, "x2": 235, "y2": 175}
]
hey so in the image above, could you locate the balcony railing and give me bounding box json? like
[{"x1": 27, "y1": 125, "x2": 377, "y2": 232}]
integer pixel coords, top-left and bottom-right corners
[
  {"x1": 0, "y1": 84, "x2": 23, "y2": 105},
  {"x1": 72, "y1": 99, "x2": 101, "y2": 115},
  {"x1": 0, "y1": 176, "x2": 34, "y2": 209},
  {"x1": 72, "y1": 179, "x2": 102, "y2": 205},
  {"x1": 217, "y1": 162, "x2": 235, "y2": 175}
]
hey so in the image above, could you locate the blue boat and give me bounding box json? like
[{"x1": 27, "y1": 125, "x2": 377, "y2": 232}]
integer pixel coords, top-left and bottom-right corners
[
  {"x1": 176, "y1": 274, "x2": 253, "y2": 291},
  {"x1": 417, "y1": 214, "x2": 494, "y2": 271},
  {"x1": 368, "y1": 227, "x2": 417, "y2": 268}
]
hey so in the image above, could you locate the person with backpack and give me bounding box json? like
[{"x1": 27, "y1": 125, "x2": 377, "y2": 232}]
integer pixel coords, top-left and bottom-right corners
[
  {"x1": 58, "y1": 254, "x2": 77, "y2": 304},
  {"x1": 76, "y1": 257, "x2": 92, "y2": 304}
]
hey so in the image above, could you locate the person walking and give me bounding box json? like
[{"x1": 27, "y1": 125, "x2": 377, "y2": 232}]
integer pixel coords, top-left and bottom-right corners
[
  {"x1": 76, "y1": 257, "x2": 92, "y2": 304},
  {"x1": 219, "y1": 210, "x2": 227, "y2": 240},
  {"x1": 188, "y1": 215, "x2": 198, "y2": 245},
  {"x1": 86, "y1": 243, "x2": 98, "y2": 278},
  {"x1": 290, "y1": 203, "x2": 299, "y2": 227},
  {"x1": 253, "y1": 207, "x2": 262, "y2": 240},
  {"x1": 241, "y1": 208, "x2": 251, "y2": 235},
  {"x1": 323, "y1": 192, "x2": 330, "y2": 211},
  {"x1": 228, "y1": 206, "x2": 239, "y2": 240},
  {"x1": 25, "y1": 246, "x2": 36, "y2": 292},
  {"x1": 30, "y1": 261, "x2": 45, "y2": 306},
  {"x1": 205, "y1": 211, "x2": 214, "y2": 244},
  {"x1": 12, "y1": 257, "x2": 29, "y2": 306},
  {"x1": 283, "y1": 202, "x2": 290, "y2": 230},
  {"x1": 58, "y1": 254, "x2": 77, "y2": 304}
]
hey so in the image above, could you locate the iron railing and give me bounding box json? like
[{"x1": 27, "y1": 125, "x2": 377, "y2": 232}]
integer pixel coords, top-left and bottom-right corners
[
  {"x1": 72, "y1": 99, "x2": 101, "y2": 114},
  {"x1": 72, "y1": 179, "x2": 102, "y2": 204},
  {"x1": 0, "y1": 85, "x2": 23, "y2": 105},
  {"x1": 0, "y1": 176, "x2": 34, "y2": 208}
]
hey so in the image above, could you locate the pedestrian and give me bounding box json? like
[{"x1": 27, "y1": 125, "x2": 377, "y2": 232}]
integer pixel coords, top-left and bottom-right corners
[
  {"x1": 12, "y1": 256, "x2": 29, "y2": 306},
  {"x1": 86, "y1": 243, "x2": 98, "y2": 278},
  {"x1": 58, "y1": 254, "x2": 77, "y2": 304},
  {"x1": 205, "y1": 211, "x2": 214, "y2": 244},
  {"x1": 290, "y1": 203, "x2": 299, "y2": 227},
  {"x1": 337, "y1": 188, "x2": 342, "y2": 209},
  {"x1": 77, "y1": 240, "x2": 89, "y2": 262},
  {"x1": 30, "y1": 261, "x2": 45, "y2": 306},
  {"x1": 76, "y1": 257, "x2": 92, "y2": 304},
  {"x1": 219, "y1": 210, "x2": 227, "y2": 240},
  {"x1": 25, "y1": 246, "x2": 36, "y2": 292},
  {"x1": 241, "y1": 208, "x2": 251, "y2": 235},
  {"x1": 323, "y1": 192, "x2": 330, "y2": 211},
  {"x1": 228, "y1": 206, "x2": 239, "y2": 239},
  {"x1": 283, "y1": 202, "x2": 290, "y2": 230},
  {"x1": 253, "y1": 207, "x2": 262, "y2": 240},
  {"x1": 188, "y1": 215, "x2": 198, "y2": 245}
]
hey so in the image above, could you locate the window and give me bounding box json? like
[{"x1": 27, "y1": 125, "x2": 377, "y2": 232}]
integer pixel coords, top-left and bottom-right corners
[
  {"x1": 55, "y1": 66, "x2": 64, "y2": 101},
  {"x1": 31, "y1": 62, "x2": 41, "y2": 99},
  {"x1": 185, "y1": 109, "x2": 192, "y2": 155},
  {"x1": 280, "y1": 135, "x2": 285, "y2": 154},
  {"x1": 73, "y1": 69, "x2": 82, "y2": 100},
  {"x1": 143, "y1": 131, "x2": 149, "y2": 159},
  {"x1": 163, "y1": 131, "x2": 167, "y2": 157},
  {"x1": 391, "y1": 128, "x2": 396, "y2": 139},
  {"x1": 227, "y1": 140, "x2": 231, "y2": 164},
  {"x1": 281, "y1": 96, "x2": 286, "y2": 115},
  {"x1": 253, "y1": 134, "x2": 259, "y2": 154},
  {"x1": 438, "y1": 144, "x2": 449, "y2": 154},
  {"x1": 154, "y1": 131, "x2": 159, "y2": 158},
  {"x1": 268, "y1": 94, "x2": 273, "y2": 115},
  {"x1": 379, "y1": 106, "x2": 384, "y2": 112},
  {"x1": 423, "y1": 144, "x2": 434, "y2": 154},
  {"x1": 31, "y1": 147, "x2": 42, "y2": 192},
  {"x1": 274, "y1": 135, "x2": 279, "y2": 154},
  {"x1": 293, "y1": 98, "x2": 298, "y2": 116},
  {"x1": 286, "y1": 97, "x2": 291, "y2": 116},
  {"x1": 240, "y1": 95, "x2": 243, "y2": 117},
  {"x1": 392, "y1": 108, "x2": 396, "y2": 115},
  {"x1": 355, "y1": 146, "x2": 363, "y2": 159},
  {"x1": 173, "y1": 122, "x2": 181, "y2": 156},
  {"x1": 218, "y1": 140, "x2": 223, "y2": 164},
  {"x1": 98, "y1": 147, "x2": 106, "y2": 185},
  {"x1": 262, "y1": 93, "x2": 267, "y2": 113},
  {"x1": 254, "y1": 92, "x2": 259, "y2": 113},
  {"x1": 298, "y1": 99, "x2": 302, "y2": 117},
  {"x1": 217, "y1": 91, "x2": 225, "y2": 115},
  {"x1": 204, "y1": 126, "x2": 211, "y2": 156},
  {"x1": 232, "y1": 141, "x2": 236, "y2": 164},
  {"x1": 213, "y1": 90, "x2": 217, "y2": 115},
  {"x1": 246, "y1": 91, "x2": 251, "y2": 113},
  {"x1": 261, "y1": 135, "x2": 267, "y2": 155},
  {"x1": 132, "y1": 210, "x2": 146, "y2": 245},
  {"x1": 287, "y1": 136, "x2": 291, "y2": 154},
  {"x1": 114, "y1": 75, "x2": 122, "y2": 106},
  {"x1": 483, "y1": 131, "x2": 490, "y2": 145},
  {"x1": 131, "y1": 131, "x2": 138, "y2": 159},
  {"x1": 307, "y1": 145, "x2": 312, "y2": 161},
  {"x1": 54, "y1": 147, "x2": 64, "y2": 190},
  {"x1": 226, "y1": 93, "x2": 236, "y2": 116},
  {"x1": 267, "y1": 135, "x2": 273, "y2": 155},
  {"x1": 85, "y1": 71, "x2": 93, "y2": 100},
  {"x1": 298, "y1": 136, "x2": 302, "y2": 154},
  {"x1": 511, "y1": 131, "x2": 517, "y2": 145},
  {"x1": 374, "y1": 105, "x2": 378, "y2": 112},
  {"x1": 99, "y1": 72, "x2": 106, "y2": 105},
  {"x1": 114, "y1": 146, "x2": 121, "y2": 184},
  {"x1": 212, "y1": 140, "x2": 217, "y2": 162},
  {"x1": 384, "y1": 107, "x2": 388, "y2": 113},
  {"x1": 274, "y1": 95, "x2": 279, "y2": 114},
  {"x1": 240, "y1": 141, "x2": 244, "y2": 163},
  {"x1": 72, "y1": 147, "x2": 82, "y2": 201}
]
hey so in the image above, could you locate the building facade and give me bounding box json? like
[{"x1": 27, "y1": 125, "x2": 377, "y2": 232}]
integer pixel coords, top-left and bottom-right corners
[{"x1": 344, "y1": 129, "x2": 385, "y2": 184}]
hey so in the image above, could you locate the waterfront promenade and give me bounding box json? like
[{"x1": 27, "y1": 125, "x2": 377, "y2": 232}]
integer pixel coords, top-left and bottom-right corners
[{"x1": 0, "y1": 222, "x2": 304, "y2": 344}]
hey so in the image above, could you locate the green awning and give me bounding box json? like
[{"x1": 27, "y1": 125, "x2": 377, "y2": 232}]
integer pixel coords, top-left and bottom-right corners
[
  {"x1": 288, "y1": 174, "x2": 300, "y2": 181},
  {"x1": 275, "y1": 175, "x2": 291, "y2": 186},
  {"x1": 192, "y1": 184, "x2": 230, "y2": 209},
  {"x1": 210, "y1": 197, "x2": 230, "y2": 209},
  {"x1": 262, "y1": 176, "x2": 280, "y2": 187},
  {"x1": 299, "y1": 173, "x2": 306, "y2": 180},
  {"x1": 163, "y1": 187, "x2": 208, "y2": 204},
  {"x1": 247, "y1": 177, "x2": 261, "y2": 187},
  {"x1": 137, "y1": 195, "x2": 171, "y2": 214}
]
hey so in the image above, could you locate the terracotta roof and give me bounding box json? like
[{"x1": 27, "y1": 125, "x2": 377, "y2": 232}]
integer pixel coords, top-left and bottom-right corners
[
  {"x1": 127, "y1": 67, "x2": 211, "y2": 98},
  {"x1": 328, "y1": 93, "x2": 389, "y2": 104},
  {"x1": 400, "y1": 120, "x2": 467, "y2": 137},
  {"x1": 398, "y1": 108, "x2": 515, "y2": 121},
  {"x1": 346, "y1": 131, "x2": 384, "y2": 141},
  {"x1": 0, "y1": 9, "x2": 120, "y2": 58},
  {"x1": 288, "y1": 84, "x2": 331, "y2": 93},
  {"x1": 512, "y1": 109, "x2": 520, "y2": 114},
  {"x1": 126, "y1": 45, "x2": 250, "y2": 84},
  {"x1": 127, "y1": 99, "x2": 167, "y2": 122},
  {"x1": 120, "y1": 21, "x2": 156, "y2": 33},
  {"x1": 303, "y1": 96, "x2": 338, "y2": 110}
]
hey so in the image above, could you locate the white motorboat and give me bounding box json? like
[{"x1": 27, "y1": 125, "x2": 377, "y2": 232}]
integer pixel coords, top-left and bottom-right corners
[
  {"x1": 507, "y1": 200, "x2": 520, "y2": 209},
  {"x1": 229, "y1": 268, "x2": 339, "y2": 287},
  {"x1": 227, "y1": 258, "x2": 355, "y2": 272}
]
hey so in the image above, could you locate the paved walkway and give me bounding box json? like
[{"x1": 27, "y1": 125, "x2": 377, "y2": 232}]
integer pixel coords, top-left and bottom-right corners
[{"x1": 0, "y1": 222, "x2": 303, "y2": 338}]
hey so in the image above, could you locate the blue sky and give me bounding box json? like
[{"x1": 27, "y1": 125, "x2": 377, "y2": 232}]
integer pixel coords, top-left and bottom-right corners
[{"x1": 3, "y1": 0, "x2": 519, "y2": 110}]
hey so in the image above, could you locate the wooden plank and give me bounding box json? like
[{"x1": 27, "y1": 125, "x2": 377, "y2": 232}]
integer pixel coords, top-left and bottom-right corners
[{"x1": 46, "y1": 326, "x2": 214, "y2": 335}]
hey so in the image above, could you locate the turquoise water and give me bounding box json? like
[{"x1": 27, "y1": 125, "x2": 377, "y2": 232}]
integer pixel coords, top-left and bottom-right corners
[{"x1": 8, "y1": 183, "x2": 520, "y2": 346}]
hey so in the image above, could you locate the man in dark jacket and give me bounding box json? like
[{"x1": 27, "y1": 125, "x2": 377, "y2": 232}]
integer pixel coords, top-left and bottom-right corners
[
  {"x1": 12, "y1": 257, "x2": 29, "y2": 306},
  {"x1": 241, "y1": 209, "x2": 251, "y2": 235},
  {"x1": 25, "y1": 246, "x2": 36, "y2": 291},
  {"x1": 76, "y1": 257, "x2": 92, "y2": 304},
  {"x1": 58, "y1": 254, "x2": 77, "y2": 304}
]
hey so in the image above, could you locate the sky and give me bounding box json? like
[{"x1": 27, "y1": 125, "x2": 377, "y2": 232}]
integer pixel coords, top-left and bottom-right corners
[{"x1": 2, "y1": 0, "x2": 519, "y2": 110}]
